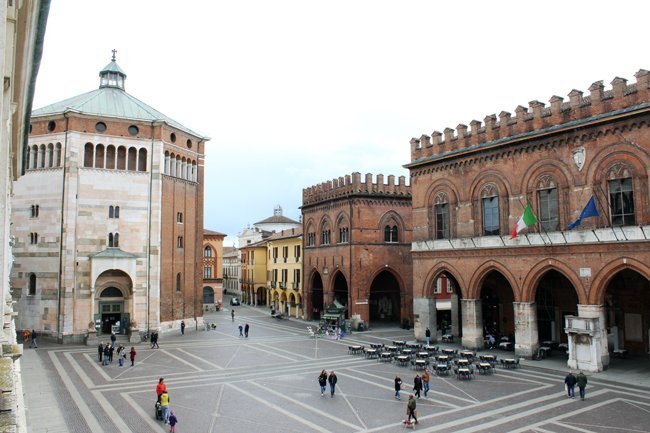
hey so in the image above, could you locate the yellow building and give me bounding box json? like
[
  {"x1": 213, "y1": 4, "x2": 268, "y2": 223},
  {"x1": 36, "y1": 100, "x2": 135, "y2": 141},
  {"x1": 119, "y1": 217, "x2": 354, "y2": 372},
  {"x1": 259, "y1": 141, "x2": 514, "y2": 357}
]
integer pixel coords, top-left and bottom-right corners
[
  {"x1": 267, "y1": 228, "x2": 303, "y2": 318},
  {"x1": 240, "y1": 240, "x2": 268, "y2": 306},
  {"x1": 203, "y1": 230, "x2": 225, "y2": 310}
]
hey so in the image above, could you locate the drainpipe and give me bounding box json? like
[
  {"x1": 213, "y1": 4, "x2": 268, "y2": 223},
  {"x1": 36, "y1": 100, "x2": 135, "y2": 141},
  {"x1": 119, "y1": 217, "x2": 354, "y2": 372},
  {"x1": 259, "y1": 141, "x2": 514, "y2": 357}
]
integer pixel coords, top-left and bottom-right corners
[
  {"x1": 194, "y1": 138, "x2": 204, "y2": 330},
  {"x1": 146, "y1": 121, "x2": 154, "y2": 334},
  {"x1": 56, "y1": 112, "x2": 69, "y2": 340}
]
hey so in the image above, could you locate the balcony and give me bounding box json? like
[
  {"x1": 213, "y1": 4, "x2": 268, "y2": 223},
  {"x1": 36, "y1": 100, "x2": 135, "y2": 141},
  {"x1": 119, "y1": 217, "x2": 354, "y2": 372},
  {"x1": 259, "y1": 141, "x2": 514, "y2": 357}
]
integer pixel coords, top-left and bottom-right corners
[{"x1": 279, "y1": 282, "x2": 286, "y2": 289}]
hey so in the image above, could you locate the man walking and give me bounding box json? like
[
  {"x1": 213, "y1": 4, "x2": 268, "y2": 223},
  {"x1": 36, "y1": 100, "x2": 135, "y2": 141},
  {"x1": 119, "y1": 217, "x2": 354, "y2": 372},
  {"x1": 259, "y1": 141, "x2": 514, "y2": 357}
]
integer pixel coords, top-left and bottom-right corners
[
  {"x1": 406, "y1": 394, "x2": 418, "y2": 424},
  {"x1": 564, "y1": 371, "x2": 577, "y2": 399},
  {"x1": 180, "y1": 320, "x2": 185, "y2": 335},
  {"x1": 394, "y1": 375, "x2": 403, "y2": 399},
  {"x1": 422, "y1": 370, "x2": 430, "y2": 397},
  {"x1": 244, "y1": 323, "x2": 249, "y2": 338},
  {"x1": 238, "y1": 323, "x2": 244, "y2": 337},
  {"x1": 413, "y1": 374, "x2": 423, "y2": 399},
  {"x1": 576, "y1": 371, "x2": 588, "y2": 400},
  {"x1": 328, "y1": 371, "x2": 337, "y2": 398},
  {"x1": 425, "y1": 327, "x2": 431, "y2": 346},
  {"x1": 231, "y1": 309, "x2": 235, "y2": 322},
  {"x1": 30, "y1": 329, "x2": 38, "y2": 348}
]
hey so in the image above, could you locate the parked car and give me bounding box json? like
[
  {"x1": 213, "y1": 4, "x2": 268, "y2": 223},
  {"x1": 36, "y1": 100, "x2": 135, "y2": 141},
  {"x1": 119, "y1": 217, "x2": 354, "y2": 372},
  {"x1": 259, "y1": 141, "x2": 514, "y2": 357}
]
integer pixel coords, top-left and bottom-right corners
[{"x1": 230, "y1": 297, "x2": 240, "y2": 306}]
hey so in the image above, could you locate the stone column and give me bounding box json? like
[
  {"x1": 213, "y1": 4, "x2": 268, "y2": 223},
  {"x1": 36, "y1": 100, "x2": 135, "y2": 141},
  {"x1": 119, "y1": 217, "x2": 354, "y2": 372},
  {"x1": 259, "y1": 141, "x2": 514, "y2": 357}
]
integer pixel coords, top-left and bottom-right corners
[
  {"x1": 450, "y1": 293, "x2": 460, "y2": 338},
  {"x1": 513, "y1": 302, "x2": 538, "y2": 358},
  {"x1": 461, "y1": 299, "x2": 483, "y2": 349},
  {"x1": 413, "y1": 298, "x2": 436, "y2": 343},
  {"x1": 578, "y1": 304, "x2": 609, "y2": 369}
]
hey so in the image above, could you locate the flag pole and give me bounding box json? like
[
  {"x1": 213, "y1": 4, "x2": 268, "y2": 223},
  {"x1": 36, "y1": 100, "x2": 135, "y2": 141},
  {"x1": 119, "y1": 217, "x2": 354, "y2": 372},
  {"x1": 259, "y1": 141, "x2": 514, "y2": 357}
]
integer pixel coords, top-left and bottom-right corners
[
  {"x1": 516, "y1": 197, "x2": 547, "y2": 246},
  {"x1": 594, "y1": 185, "x2": 624, "y2": 241}
]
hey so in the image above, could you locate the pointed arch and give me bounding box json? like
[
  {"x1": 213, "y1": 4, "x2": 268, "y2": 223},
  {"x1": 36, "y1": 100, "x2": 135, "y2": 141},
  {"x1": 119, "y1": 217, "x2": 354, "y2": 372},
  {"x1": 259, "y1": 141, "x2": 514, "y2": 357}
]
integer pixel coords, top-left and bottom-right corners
[
  {"x1": 589, "y1": 257, "x2": 650, "y2": 304},
  {"x1": 468, "y1": 260, "x2": 520, "y2": 301},
  {"x1": 521, "y1": 259, "x2": 586, "y2": 304}
]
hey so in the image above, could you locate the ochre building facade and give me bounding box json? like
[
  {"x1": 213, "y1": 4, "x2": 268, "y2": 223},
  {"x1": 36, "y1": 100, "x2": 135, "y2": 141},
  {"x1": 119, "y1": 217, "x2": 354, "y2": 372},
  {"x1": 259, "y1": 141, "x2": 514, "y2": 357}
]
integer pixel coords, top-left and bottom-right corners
[
  {"x1": 302, "y1": 173, "x2": 412, "y2": 328},
  {"x1": 406, "y1": 70, "x2": 650, "y2": 371}
]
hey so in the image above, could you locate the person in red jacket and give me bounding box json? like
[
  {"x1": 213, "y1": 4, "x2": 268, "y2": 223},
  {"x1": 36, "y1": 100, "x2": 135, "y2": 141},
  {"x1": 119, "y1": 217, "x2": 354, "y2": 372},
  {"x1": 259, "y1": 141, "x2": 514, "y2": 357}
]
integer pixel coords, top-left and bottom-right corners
[
  {"x1": 129, "y1": 347, "x2": 137, "y2": 366},
  {"x1": 156, "y1": 378, "x2": 167, "y2": 403}
]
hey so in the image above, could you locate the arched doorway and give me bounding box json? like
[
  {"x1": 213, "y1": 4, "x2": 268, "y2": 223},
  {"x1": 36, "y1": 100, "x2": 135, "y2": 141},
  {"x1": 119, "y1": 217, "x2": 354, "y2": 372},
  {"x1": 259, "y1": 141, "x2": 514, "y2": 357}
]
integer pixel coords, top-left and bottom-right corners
[
  {"x1": 535, "y1": 270, "x2": 578, "y2": 344},
  {"x1": 480, "y1": 271, "x2": 515, "y2": 340},
  {"x1": 332, "y1": 272, "x2": 349, "y2": 318},
  {"x1": 281, "y1": 292, "x2": 288, "y2": 315},
  {"x1": 203, "y1": 286, "x2": 215, "y2": 304},
  {"x1": 432, "y1": 272, "x2": 462, "y2": 337},
  {"x1": 369, "y1": 270, "x2": 401, "y2": 324},
  {"x1": 94, "y1": 269, "x2": 132, "y2": 336},
  {"x1": 311, "y1": 272, "x2": 323, "y2": 320},
  {"x1": 256, "y1": 287, "x2": 267, "y2": 306},
  {"x1": 604, "y1": 269, "x2": 650, "y2": 356}
]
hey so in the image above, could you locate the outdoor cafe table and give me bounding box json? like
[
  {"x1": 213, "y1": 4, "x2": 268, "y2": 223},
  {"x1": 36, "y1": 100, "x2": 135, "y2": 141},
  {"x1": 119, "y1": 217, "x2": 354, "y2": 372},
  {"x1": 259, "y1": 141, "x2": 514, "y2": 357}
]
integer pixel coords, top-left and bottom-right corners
[
  {"x1": 460, "y1": 351, "x2": 475, "y2": 359},
  {"x1": 395, "y1": 355, "x2": 410, "y2": 366},
  {"x1": 414, "y1": 359, "x2": 428, "y2": 370},
  {"x1": 406, "y1": 343, "x2": 420, "y2": 349},
  {"x1": 436, "y1": 355, "x2": 449, "y2": 362},
  {"x1": 477, "y1": 362, "x2": 493, "y2": 374},
  {"x1": 379, "y1": 352, "x2": 393, "y2": 362},
  {"x1": 370, "y1": 343, "x2": 384, "y2": 349},
  {"x1": 393, "y1": 340, "x2": 406, "y2": 346},
  {"x1": 423, "y1": 345, "x2": 438, "y2": 353},
  {"x1": 401, "y1": 349, "x2": 414, "y2": 356},
  {"x1": 456, "y1": 367, "x2": 472, "y2": 380},
  {"x1": 502, "y1": 358, "x2": 517, "y2": 368},
  {"x1": 441, "y1": 348, "x2": 456, "y2": 356},
  {"x1": 348, "y1": 345, "x2": 364, "y2": 355},
  {"x1": 416, "y1": 352, "x2": 430, "y2": 359},
  {"x1": 480, "y1": 354, "x2": 496, "y2": 362},
  {"x1": 386, "y1": 345, "x2": 399, "y2": 353},
  {"x1": 364, "y1": 348, "x2": 378, "y2": 359},
  {"x1": 456, "y1": 358, "x2": 470, "y2": 366},
  {"x1": 435, "y1": 363, "x2": 450, "y2": 375}
]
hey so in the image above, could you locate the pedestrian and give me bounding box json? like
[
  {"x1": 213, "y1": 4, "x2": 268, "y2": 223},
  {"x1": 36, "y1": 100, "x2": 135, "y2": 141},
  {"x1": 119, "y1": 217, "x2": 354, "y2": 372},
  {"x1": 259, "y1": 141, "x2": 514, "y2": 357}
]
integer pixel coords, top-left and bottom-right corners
[
  {"x1": 413, "y1": 374, "x2": 423, "y2": 399},
  {"x1": 564, "y1": 371, "x2": 577, "y2": 399},
  {"x1": 129, "y1": 347, "x2": 137, "y2": 366},
  {"x1": 98, "y1": 342, "x2": 104, "y2": 362},
  {"x1": 117, "y1": 344, "x2": 125, "y2": 367},
  {"x1": 160, "y1": 390, "x2": 170, "y2": 424},
  {"x1": 110, "y1": 332, "x2": 117, "y2": 347},
  {"x1": 168, "y1": 410, "x2": 178, "y2": 432},
  {"x1": 422, "y1": 370, "x2": 430, "y2": 397},
  {"x1": 238, "y1": 323, "x2": 243, "y2": 337},
  {"x1": 244, "y1": 323, "x2": 249, "y2": 338},
  {"x1": 328, "y1": 371, "x2": 337, "y2": 398},
  {"x1": 156, "y1": 378, "x2": 167, "y2": 403},
  {"x1": 318, "y1": 370, "x2": 327, "y2": 396},
  {"x1": 102, "y1": 344, "x2": 110, "y2": 365},
  {"x1": 180, "y1": 320, "x2": 185, "y2": 335},
  {"x1": 30, "y1": 329, "x2": 38, "y2": 348},
  {"x1": 108, "y1": 343, "x2": 115, "y2": 363},
  {"x1": 394, "y1": 375, "x2": 403, "y2": 400},
  {"x1": 231, "y1": 309, "x2": 235, "y2": 322},
  {"x1": 406, "y1": 394, "x2": 418, "y2": 424},
  {"x1": 425, "y1": 327, "x2": 431, "y2": 346},
  {"x1": 22, "y1": 329, "x2": 30, "y2": 345},
  {"x1": 152, "y1": 331, "x2": 160, "y2": 349},
  {"x1": 576, "y1": 371, "x2": 588, "y2": 400}
]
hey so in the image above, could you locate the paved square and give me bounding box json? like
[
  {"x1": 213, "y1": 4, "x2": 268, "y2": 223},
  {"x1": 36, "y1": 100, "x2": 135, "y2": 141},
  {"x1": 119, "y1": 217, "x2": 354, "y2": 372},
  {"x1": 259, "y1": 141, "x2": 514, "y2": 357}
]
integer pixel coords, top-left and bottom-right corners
[{"x1": 22, "y1": 305, "x2": 650, "y2": 432}]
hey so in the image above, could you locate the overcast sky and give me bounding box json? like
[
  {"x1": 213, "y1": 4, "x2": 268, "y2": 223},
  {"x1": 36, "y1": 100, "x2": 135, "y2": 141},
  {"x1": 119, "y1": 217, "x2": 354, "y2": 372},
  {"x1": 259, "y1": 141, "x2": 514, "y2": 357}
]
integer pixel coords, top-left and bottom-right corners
[{"x1": 34, "y1": 0, "x2": 649, "y2": 246}]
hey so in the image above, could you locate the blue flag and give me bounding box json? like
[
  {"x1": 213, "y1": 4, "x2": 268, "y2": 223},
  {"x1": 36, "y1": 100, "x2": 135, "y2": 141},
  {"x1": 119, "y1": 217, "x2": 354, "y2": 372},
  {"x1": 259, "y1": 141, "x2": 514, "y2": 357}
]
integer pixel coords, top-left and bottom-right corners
[{"x1": 567, "y1": 196, "x2": 599, "y2": 230}]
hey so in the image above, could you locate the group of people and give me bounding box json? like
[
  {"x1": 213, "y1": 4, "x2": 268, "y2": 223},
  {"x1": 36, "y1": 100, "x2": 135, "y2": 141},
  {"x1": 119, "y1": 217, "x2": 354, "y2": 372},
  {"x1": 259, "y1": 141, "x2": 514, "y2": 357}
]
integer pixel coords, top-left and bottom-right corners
[
  {"x1": 238, "y1": 323, "x2": 250, "y2": 338},
  {"x1": 155, "y1": 378, "x2": 178, "y2": 431},
  {"x1": 150, "y1": 331, "x2": 160, "y2": 348},
  {"x1": 98, "y1": 340, "x2": 136, "y2": 367},
  {"x1": 564, "y1": 371, "x2": 589, "y2": 400},
  {"x1": 21, "y1": 329, "x2": 37, "y2": 348},
  {"x1": 317, "y1": 370, "x2": 338, "y2": 398}
]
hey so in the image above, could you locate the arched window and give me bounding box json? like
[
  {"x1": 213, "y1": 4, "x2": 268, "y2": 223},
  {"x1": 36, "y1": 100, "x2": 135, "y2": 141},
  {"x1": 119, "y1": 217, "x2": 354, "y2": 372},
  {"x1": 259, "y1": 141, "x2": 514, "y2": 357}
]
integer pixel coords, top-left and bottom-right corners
[
  {"x1": 170, "y1": 153, "x2": 176, "y2": 177},
  {"x1": 481, "y1": 184, "x2": 500, "y2": 236},
  {"x1": 536, "y1": 175, "x2": 559, "y2": 231},
  {"x1": 181, "y1": 157, "x2": 187, "y2": 179},
  {"x1": 338, "y1": 227, "x2": 349, "y2": 243},
  {"x1": 106, "y1": 145, "x2": 116, "y2": 169},
  {"x1": 177, "y1": 212, "x2": 183, "y2": 223},
  {"x1": 176, "y1": 273, "x2": 182, "y2": 292},
  {"x1": 29, "y1": 233, "x2": 38, "y2": 245},
  {"x1": 177, "y1": 236, "x2": 184, "y2": 248},
  {"x1": 54, "y1": 143, "x2": 62, "y2": 167},
  {"x1": 176, "y1": 156, "x2": 181, "y2": 178},
  {"x1": 39, "y1": 144, "x2": 46, "y2": 168},
  {"x1": 95, "y1": 144, "x2": 105, "y2": 168},
  {"x1": 31, "y1": 145, "x2": 38, "y2": 169},
  {"x1": 46, "y1": 143, "x2": 53, "y2": 167},
  {"x1": 164, "y1": 151, "x2": 170, "y2": 174},
  {"x1": 384, "y1": 225, "x2": 398, "y2": 242},
  {"x1": 28, "y1": 274, "x2": 36, "y2": 296},
  {"x1": 434, "y1": 192, "x2": 450, "y2": 240},
  {"x1": 204, "y1": 246, "x2": 212, "y2": 257},
  {"x1": 100, "y1": 287, "x2": 123, "y2": 298},
  {"x1": 109, "y1": 205, "x2": 114, "y2": 218},
  {"x1": 191, "y1": 161, "x2": 197, "y2": 181},
  {"x1": 607, "y1": 163, "x2": 635, "y2": 227},
  {"x1": 138, "y1": 148, "x2": 147, "y2": 171},
  {"x1": 108, "y1": 232, "x2": 120, "y2": 248},
  {"x1": 127, "y1": 147, "x2": 137, "y2": 171},
  {"x1": 114, "y1": 206, "x2": 120, "y2": 218},
  {"x1": 84, "y1": 143, "x2": 94, "y2": 168},
  {"x1": 117, "y1": 146, "x2": 127, "y2": 170}
]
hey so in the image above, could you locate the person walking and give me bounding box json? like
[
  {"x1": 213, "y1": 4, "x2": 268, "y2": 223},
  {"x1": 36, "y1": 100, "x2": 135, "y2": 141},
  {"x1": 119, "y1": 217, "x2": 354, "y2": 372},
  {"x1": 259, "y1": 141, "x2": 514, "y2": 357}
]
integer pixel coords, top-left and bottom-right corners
[
  {"x1": 231, "y1": 309, "x2": 235, "y2": 322},
  {"x1": 108, "y1": 343, "x2": 115, "y2": 363},
  {"x1": 328, "y1": 371, "x2": 337, "y2": 398},
  {"x1": 406, "y1": 394, "x2": 418, "y2": 424},
  {"x1": 30, "y1": 329, "x2": 38, "y2": 348},
  {"x1": 318, "y1": 370, "x2": 328, "y2": 396},
  {"x1": 102, "y1": 344, "x2": 110, "y2": 366},
  {"x1": 238, "y1": 323, "x2": 244, "y2": 337},
  {"x1": 156, "y1": 378, "x2": 167, "y2": 403},
  {"x1": 422, "y1": 370, "x2": 430, "y2": 397},
  {"x1": 98, "y1": 342, "x2": 104, "y2": 363},
  {"x1": 159, "y1": 390, "x2": 170, "y2": 424},
  {"x1": 22, "y1": 329, "x2": 30, "y2": 345},
  {"x1": 180, "y1": 320, "x2": 185, "y2": 335},
  {"x1": 394, "y1": 375, "x2": 403, "y2": 400},
  {"x1": 110, "y1": 332, "x2": 117, "y2": 348},
  {"x1": 413, "y1": 374, "x2": 423, "y2": 399},
  {"x1": 244, "y1": 323, "x2": 250, "y2": 338},
  {"x1": 576, "y1": 371, "x2": 588, "y2": 400},
  {"x1": 168, "y1": 411, "x2": 178, "y2": 432},
  {"x1": 425, "y1": 327, "x2": 431, "y2": 346},
  {"x1": 129, "y1": 347, "x2": 137, "y2": 366},
  {"x1": 117, "y1": 344, "x2": 125, "y2": 367},
  {"x1": 153, "y1": 331, "x2": 160, "y2": 348},
  {"x1": 564, "y1": 371, "x2": 577, "y2": 399}
]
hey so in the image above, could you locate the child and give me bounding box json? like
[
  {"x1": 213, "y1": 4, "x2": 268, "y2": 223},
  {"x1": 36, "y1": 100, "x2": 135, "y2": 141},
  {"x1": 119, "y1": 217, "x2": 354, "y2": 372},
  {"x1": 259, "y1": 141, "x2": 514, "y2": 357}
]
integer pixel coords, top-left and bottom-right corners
[{"x1": 168, "y1": 411, "x2": 178, "y2": 432}]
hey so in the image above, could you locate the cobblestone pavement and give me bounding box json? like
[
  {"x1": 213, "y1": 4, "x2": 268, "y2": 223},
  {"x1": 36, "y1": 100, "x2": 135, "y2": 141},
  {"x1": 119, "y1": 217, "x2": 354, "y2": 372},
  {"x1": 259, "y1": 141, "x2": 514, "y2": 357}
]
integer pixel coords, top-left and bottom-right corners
[{"x1": 22, "y1": 305, "x2": 650, "y2": 432}]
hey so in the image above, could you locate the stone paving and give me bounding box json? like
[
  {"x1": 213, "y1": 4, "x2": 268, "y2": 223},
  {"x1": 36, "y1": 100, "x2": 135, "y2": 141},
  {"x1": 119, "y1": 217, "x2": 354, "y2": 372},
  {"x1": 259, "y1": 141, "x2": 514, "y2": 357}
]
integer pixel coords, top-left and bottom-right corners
[{"x1": 21, "y1": 304, "x2": 650, "y2": 433}]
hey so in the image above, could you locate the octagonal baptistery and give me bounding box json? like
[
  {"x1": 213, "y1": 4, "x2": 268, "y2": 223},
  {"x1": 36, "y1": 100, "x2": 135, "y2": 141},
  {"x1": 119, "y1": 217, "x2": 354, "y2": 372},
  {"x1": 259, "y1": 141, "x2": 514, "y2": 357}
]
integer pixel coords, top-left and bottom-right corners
[{"x1": 11, "y1": 55, "x2": 209, "y2": 343}]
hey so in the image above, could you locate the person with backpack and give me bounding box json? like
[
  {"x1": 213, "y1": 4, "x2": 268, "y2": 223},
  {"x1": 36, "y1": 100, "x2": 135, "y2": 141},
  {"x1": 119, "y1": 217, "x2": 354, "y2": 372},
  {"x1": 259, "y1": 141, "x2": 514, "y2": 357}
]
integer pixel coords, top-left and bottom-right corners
[{"x1": 318, "y1": 370, "x2": 327, "y2": 396}]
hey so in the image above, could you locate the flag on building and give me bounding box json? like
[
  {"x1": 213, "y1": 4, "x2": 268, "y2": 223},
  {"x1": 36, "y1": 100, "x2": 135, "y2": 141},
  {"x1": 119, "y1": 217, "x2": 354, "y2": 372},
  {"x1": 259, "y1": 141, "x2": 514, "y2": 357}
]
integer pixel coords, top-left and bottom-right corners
[
  {"x1": 510, "y1": 203, "x2": 538, "y2": 239},
  {"x1": 567, "y1": 196, "x2": 599, "y2": 229}
]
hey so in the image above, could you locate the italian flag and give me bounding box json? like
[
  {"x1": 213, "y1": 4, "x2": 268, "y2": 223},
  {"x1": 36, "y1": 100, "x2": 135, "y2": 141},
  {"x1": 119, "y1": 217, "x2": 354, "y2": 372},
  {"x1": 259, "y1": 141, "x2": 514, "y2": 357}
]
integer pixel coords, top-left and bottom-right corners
[{"x1": 510, "y1": 204, "x2": 538, "y2": 239}]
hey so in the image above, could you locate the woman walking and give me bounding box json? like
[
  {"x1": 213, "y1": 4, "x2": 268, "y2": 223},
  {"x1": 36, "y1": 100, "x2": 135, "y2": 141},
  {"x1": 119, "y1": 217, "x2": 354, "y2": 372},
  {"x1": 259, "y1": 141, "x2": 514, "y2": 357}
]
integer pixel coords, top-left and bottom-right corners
[
  {"x1": 407, "y1": 394, "x2": 418, "y2": 424},
  {"x1": 413, "y1": 374, "x2": 423, "y2": 399},
  {"x1": 129, "y1": 347, "x2": 137, "y2": 366},
  {"x1": 318, "y1": 370, "x2": 327, "y2": 397},
  {"x1": 394, "y1": 375, "x2": 403, "y2": 400}
]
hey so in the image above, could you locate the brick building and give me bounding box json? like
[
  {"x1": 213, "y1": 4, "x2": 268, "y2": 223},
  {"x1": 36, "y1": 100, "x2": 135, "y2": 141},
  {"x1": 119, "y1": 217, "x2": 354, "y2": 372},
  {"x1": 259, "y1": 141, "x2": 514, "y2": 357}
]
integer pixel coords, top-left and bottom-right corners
[
  {"x1": 302, "y1": 172, "x2": 412, "y2": 327},
  {"x1": 11, "y1": 55, "x2": 208, "y2": 342},
  {"x1": 203, "y1": 229, "x2": 225, "y2": 309},
  {"x1": 406, "y1": 70, "x2": 650, "y2": 371}
]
